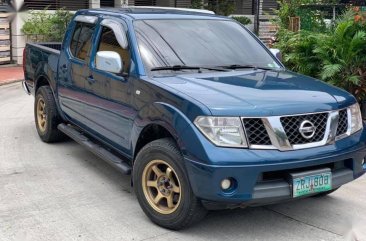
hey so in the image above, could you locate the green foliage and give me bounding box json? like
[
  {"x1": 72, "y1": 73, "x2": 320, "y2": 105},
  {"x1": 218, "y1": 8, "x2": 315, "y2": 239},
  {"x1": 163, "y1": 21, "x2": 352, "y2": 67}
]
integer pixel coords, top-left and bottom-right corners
[
  {"x1": 272, "y1": 0, "x2": 301, "y2": 29},
  {"x1": 206, "y1": 0, "x2": 236, "y2": 16},
  {"x1": 272, "y1": 0, "x2": 328, "y2": 32},
  {"x1": 190, "y1": 0, "x2": 235, "y2": 16},
  {"x1": 296, "y1": 8, "x2": 327, "y2": 32},
  {"x1": 22, "y1": 8, "x2": 73, "y2": 42},
  {"x1": 275, "y1": 9, "x2": 366, "y2": 101},
  {"x1": 231, "y1": 16, "x2": 252, "y2": 25},
  {"x1": 314, "y1": 19, "x2": 366, "y2": 99},
  {"x1": 276, "y1": 29, "x2": 322, "y2": 76},
  {"x1": 190, "y1": 0, "x2": 204, "y2": 9}
]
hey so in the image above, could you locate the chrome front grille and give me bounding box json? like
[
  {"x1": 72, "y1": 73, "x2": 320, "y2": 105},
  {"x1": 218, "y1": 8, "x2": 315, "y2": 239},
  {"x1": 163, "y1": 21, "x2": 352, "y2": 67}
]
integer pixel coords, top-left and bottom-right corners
[
  {"x1": 243, "y1": 118, "x2": 271, "y2": 145},
  {"x1": 242, "y1": 108, "x2": 351, "y2": 151},
  {"x1": 336, "y1": 109, "x2": 348, "y2": 136},
  {"x1": 280, "y1": 113, "x2": 328, "y2": 144}
]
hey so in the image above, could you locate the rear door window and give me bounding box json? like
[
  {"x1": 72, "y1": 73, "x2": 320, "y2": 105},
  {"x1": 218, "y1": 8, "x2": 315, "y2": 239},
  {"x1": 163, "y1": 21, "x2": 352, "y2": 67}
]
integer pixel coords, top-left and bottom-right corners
[{"x1": 70, "y1": 22, "x2": 96, "y2": 61}]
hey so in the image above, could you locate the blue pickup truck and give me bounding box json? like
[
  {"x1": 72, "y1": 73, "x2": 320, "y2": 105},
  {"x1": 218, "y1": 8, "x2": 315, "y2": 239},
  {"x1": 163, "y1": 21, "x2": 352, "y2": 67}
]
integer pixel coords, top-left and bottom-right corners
[{"x1": 23, "y1": 7, "x2": 366, "y2": 230}]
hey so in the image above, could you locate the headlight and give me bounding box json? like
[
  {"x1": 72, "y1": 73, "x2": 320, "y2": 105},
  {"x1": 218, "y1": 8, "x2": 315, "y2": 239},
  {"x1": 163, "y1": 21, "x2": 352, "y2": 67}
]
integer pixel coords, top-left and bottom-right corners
[
  {"x1": 350, "y1": 103, "x2": 363, "y2": 134},
  {"x1": 194, "y1": 116, "x2": 248, "y2": 147}
]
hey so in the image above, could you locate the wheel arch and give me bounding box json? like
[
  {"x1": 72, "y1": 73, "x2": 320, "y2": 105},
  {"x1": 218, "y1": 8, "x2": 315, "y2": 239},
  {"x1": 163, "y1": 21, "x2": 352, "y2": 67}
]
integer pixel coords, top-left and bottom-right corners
[
  {"x1": 35, "y1": 75, "x2": 51, "y2": 93},
  {"x1": 34, "y1": 75, "x2": 66, "y2": 122},
  {"x1": 132, "y1": 102, "x2": 193, "y2": 161},
  {"x1": 134, "y1": 123, "x2": 178, "y2": 160}
]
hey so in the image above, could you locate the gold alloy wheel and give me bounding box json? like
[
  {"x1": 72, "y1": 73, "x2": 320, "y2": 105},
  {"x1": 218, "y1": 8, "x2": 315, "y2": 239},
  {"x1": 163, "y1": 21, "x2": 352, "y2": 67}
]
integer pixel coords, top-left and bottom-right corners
[
  {"x1": 36, "y1": 97, "x2": 47, "y2": 133},
  {"x1": 142, "y1": 160, "x2": 182, "y2": 215}
]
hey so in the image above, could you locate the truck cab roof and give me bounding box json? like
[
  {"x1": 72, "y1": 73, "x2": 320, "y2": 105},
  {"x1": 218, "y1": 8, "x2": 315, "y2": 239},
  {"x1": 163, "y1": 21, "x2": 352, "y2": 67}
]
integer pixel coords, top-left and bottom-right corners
[{"x1": 77, "y1": 7, "x2": 227, "y2": 20}]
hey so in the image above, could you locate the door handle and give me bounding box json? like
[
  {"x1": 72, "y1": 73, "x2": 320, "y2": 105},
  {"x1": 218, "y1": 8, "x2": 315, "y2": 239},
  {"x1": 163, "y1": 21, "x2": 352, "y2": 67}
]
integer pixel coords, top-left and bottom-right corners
[{"x1": 87, "y1": 76, "x2": 96, "y2": 84}]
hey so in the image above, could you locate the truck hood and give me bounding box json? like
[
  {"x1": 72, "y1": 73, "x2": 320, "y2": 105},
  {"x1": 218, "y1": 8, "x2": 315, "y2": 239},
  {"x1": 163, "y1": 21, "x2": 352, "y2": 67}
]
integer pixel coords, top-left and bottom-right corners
[{"x1": 153, "y1": 70, "x2": 356, "y2": 116}]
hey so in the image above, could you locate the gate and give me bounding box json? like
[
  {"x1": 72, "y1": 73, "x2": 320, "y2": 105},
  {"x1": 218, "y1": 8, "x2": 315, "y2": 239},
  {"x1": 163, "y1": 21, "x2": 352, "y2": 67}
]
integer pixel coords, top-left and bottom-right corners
[{"x1": 0, "y1": 6, "x2": 11, "y2": 65}]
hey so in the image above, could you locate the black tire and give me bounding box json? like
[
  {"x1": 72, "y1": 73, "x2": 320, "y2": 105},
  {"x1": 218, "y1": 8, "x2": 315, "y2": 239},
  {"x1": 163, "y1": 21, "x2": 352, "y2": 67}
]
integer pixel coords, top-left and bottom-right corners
[
  {"x1": 34, "y1": 86, "x2": 64, "y2": 143},
  {"x1": 312, "y1": 188, "x2": 339, "y2": 197},
  {"x1": 133, "y1": 138, "x2": 207, "y2": 230}
]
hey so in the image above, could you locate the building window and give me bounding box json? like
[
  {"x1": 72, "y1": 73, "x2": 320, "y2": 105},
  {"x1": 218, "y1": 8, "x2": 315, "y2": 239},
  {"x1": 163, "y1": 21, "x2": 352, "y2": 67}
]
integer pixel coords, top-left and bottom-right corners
[
  {"x1": 134, "y1": 0, "x2": 157, "y2": 6},
  {"x1": 101, "y1": 0, "x2": 114, "y2": 7},
  {"x1": 22, "y1": 0, "x2": 89, "y2": 10}
]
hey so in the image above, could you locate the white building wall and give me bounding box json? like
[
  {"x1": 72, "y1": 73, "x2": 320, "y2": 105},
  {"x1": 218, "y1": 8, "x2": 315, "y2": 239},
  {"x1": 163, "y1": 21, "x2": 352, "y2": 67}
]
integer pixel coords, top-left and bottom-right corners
[
  {"x1": 114, "y1": 0, "x2": 124, "y2": 7},
  {"x1": 10, "y1": 0, "x2": 25, "y2": 64},
  {"x1": 89, "y1": 0, "x2": 100, "y2": 8},
  {"x1": 10, "y1": 13, "x2": 25, "y2": 64}
]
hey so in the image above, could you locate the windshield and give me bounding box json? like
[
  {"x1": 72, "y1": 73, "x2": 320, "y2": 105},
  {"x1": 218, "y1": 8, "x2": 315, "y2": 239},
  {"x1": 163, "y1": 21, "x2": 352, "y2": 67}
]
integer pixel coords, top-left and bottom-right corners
[{"x1": 133, "y1": 19, "x2": 281, "y2": 74}]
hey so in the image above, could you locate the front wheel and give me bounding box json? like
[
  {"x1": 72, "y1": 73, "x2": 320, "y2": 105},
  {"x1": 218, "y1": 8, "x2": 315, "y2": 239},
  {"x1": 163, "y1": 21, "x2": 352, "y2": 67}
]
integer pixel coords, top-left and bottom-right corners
[{"x1": 133, "y1": 138, "x2": 207, "y2": 230}]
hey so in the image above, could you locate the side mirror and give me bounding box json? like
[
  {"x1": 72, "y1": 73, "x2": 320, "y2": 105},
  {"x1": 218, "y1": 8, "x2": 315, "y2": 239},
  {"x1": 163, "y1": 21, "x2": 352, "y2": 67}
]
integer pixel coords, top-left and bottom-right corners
[
  {"x1": 96, "y1": 51, "x2": 123, "y2": 74},
  {"x1": 270, "y1": 48, "x2": 282, "y2": 62}
]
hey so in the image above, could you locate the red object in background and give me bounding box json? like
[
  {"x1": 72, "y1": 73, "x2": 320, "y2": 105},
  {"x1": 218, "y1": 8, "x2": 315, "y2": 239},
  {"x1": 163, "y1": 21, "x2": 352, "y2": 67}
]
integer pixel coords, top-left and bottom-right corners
[
  {"x1": 353, "y1": 6, "x2": 360, "y2": 12},
  {"x1": 22, "y1": 48, "x2": 26, "y2": 74},
  {"x1": 354, "y1": 14, "x2": 362, "y2": 22},
  {"x1": 0, "y1": 67, "x2": 24, "y2": 85}
]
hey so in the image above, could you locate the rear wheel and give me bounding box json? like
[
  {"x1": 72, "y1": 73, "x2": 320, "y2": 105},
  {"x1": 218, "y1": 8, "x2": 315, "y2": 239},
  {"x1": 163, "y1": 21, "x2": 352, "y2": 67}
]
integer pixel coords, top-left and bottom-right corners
[
  {"x1": 34, "y1": 86, "x2": 64, "y2": 142},
  {"x1": 133, "y1": 138, "x2": 207, "y2": 230}
]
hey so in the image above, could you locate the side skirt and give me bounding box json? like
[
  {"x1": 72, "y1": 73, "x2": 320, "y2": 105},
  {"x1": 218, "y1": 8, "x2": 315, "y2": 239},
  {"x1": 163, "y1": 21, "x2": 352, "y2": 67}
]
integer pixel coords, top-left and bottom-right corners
[{"x1": 58, "y1": 123, "x2": 132, "y2": 175}]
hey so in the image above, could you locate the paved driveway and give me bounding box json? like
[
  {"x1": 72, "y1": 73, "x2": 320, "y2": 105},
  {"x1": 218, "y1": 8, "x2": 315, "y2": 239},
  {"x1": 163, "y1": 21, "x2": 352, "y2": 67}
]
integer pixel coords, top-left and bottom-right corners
[{"x1": 1, "y1": 83, "x2": 365, "y2": 241}]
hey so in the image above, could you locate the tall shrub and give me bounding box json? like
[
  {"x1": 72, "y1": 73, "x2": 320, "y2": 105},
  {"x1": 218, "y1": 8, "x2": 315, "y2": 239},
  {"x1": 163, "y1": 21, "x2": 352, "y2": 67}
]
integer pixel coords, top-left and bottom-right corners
[
  {"x1": 275, "y1": 9, "x2": 366, "y2": 101},
  {"x1": 231, "y1": 16, "x2": 252, "y2": 25},
  {"x1": 190, "y1": 0, "x2": 236, "y2": 16},
  {"x1": 22, "y1": 8, "x2": 73, "y2": 42},
  {"x1": 314, "y1": 17, "x2": 366, "y2": 100},
  {"x1": 206, "y1": 0, "x2": 236, "y2": 16},
  {"x1": 277, "y1": 29, "x2": 322, "y2": 77}
]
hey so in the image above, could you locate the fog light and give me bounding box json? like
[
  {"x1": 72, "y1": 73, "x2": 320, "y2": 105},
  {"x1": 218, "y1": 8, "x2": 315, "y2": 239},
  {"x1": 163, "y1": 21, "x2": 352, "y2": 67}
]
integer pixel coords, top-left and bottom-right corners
[{"x1": 221, "y1": 178, "x2": 232, "y2": 190}]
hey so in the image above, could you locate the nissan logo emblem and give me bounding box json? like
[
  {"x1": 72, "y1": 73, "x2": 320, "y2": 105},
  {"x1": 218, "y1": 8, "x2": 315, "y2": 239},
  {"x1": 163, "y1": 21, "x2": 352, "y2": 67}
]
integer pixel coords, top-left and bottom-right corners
[{"x1": 299, "y1": 120, "x2": 316, "y2": 139}]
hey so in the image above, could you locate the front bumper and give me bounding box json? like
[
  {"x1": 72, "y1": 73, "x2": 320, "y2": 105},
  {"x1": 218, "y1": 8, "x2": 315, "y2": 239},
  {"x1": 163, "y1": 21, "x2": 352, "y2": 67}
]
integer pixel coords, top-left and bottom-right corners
[
  {"x1": 199, "y1": 168, "x2": 355, "y2": 210},
  {"x1": 183, "y1": 127, "x2": 366, "y2": 209}
]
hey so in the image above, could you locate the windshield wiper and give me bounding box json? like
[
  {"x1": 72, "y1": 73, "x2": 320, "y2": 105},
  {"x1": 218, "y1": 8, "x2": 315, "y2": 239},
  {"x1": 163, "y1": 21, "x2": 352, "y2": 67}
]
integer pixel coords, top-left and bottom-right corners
[
  {"x1": 218, "y1": 64, "x2": 274, "y2": 71},
  {"x1": 150, "y1": 65, "x2": 229, "y2": 72},
  {"x1": 151, "y1": 65, "x2": 200, "y2": 71}
]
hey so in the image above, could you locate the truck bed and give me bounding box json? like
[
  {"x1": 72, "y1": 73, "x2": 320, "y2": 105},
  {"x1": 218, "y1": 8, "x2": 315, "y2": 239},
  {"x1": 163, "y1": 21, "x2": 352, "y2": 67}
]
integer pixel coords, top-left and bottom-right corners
[
  {"x1": 23, "y1": 42, "x2": 62, "y2": 94},
  {"x1": 27, "y1": 42, "x2": 62, "y2": 54}
]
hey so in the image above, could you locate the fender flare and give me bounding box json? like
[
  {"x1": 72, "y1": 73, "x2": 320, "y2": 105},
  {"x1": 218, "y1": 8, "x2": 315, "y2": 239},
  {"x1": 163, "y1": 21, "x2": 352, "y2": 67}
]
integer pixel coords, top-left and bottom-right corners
[
  {"x1": 35, "y1": 74, "x2": 52, "y2": 92},
  {"x1": 131, "y1": 102, "x2": 194, "y2": 158},
  {"x1": 34, "y1": 74, "x2": 66, "y2": 121}
]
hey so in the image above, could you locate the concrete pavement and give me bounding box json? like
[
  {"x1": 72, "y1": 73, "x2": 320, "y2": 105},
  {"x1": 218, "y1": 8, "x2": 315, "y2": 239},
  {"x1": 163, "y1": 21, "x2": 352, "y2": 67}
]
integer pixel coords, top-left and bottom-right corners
[{"x1": 0, "y1": 82, "x2": 365, "y2": 241}]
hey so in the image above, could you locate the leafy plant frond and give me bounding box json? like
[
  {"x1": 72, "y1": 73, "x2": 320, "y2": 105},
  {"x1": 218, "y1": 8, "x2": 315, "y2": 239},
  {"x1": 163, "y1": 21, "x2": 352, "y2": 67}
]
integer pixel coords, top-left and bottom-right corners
[
  {"x1": 348, "y1": 75, "x2": 361, "y2": 85},
  {"x1": 321, "y1": 64, "x2": 343, "y2": 80}
]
